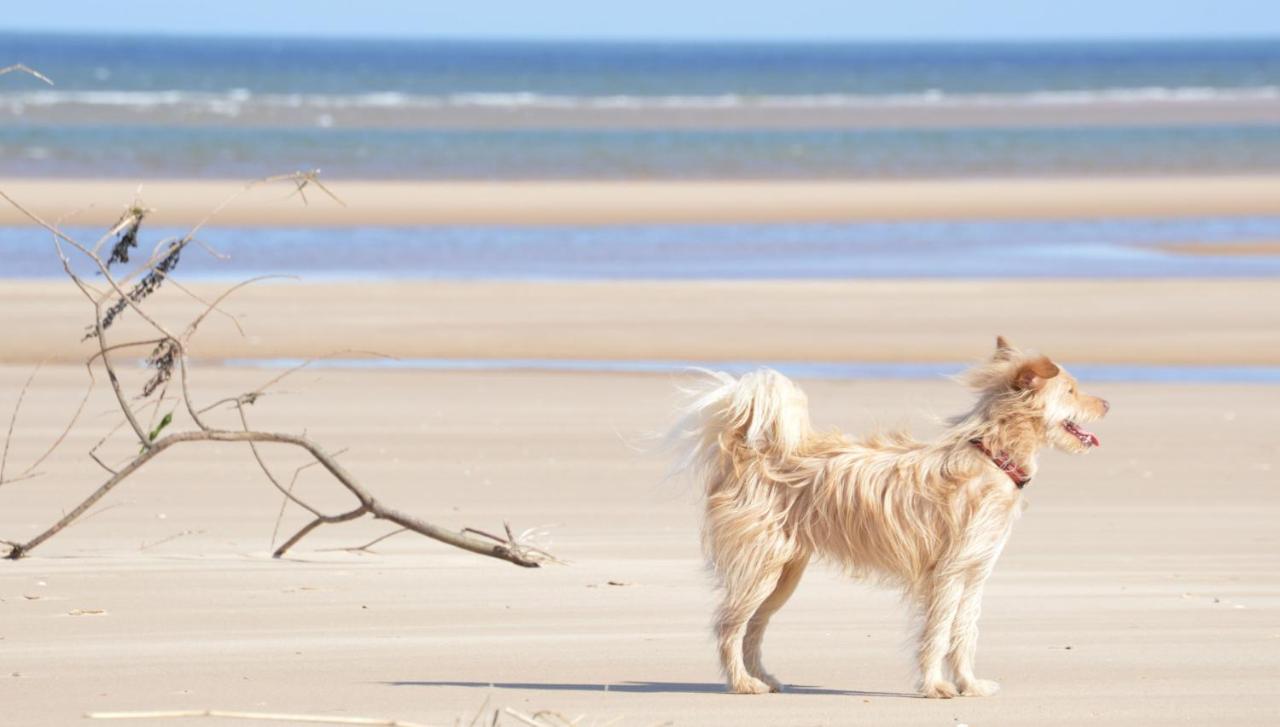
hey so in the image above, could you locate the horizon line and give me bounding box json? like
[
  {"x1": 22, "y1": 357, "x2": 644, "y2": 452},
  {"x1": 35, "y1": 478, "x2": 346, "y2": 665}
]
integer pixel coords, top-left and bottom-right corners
[{"x1": 3, "y1": 27, "x2": 1279, "y2": 45}]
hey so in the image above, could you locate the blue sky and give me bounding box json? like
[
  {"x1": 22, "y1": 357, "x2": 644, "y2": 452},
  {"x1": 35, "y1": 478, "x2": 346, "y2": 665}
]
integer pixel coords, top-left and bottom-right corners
[{"x1": 1, "y1": 0, "x2": 1277, "y2": 41}]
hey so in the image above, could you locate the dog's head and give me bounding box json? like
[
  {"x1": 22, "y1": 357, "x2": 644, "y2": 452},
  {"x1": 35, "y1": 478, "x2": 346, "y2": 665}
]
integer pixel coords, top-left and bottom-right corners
[{"x1": 965, "y1": 336, "x2": 1109, "y2": 453}]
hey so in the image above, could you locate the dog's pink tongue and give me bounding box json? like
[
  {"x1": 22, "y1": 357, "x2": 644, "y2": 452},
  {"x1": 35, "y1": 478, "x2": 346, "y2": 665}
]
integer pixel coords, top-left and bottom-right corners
[{"x1": 1066, "y1": 421, "x2": 1101, "y2": 447}]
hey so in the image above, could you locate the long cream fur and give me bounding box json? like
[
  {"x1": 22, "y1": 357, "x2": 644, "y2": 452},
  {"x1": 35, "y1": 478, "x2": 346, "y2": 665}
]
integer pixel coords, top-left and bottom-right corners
[{"x1": 671, "y1": 337, "x2": 1109, "y2": 698}]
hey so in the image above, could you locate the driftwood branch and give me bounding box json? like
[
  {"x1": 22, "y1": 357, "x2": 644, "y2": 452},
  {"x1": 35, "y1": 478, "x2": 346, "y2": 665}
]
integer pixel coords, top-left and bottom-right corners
[{"x1": 0, "y1": 176, "x2": 554, "y2": 568}]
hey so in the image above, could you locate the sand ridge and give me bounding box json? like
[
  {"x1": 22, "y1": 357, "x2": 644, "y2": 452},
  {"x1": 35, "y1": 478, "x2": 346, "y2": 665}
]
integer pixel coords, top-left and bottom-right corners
[
  {"x1": 4, "y1": 175, "x2": 1280, "y2": 226},
  {"x1": 1, "y1": 278, "x2": 1277, "y2": 366}
]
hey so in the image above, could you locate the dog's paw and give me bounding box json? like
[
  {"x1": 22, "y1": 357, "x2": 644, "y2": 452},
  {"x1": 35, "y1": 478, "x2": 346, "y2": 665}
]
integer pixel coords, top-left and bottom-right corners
[
  {"x1": 921, "y1": 680, "x2": 960, "y2": 699},
  {"x1": 728, "y1": 676, "x2": 773, "y2": 695},
  {"x1": 958, "y1": 678, "x2": 1000, "y2": 697},
  {"x1": 760, "y1": 674, "x2": 785, "y2": 693}
]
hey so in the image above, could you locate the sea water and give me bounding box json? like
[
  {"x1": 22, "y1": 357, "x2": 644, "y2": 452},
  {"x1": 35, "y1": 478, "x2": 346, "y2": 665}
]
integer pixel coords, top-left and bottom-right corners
[{"x1": 2, "y1": 34, "x2": 1279, "y2": 178}]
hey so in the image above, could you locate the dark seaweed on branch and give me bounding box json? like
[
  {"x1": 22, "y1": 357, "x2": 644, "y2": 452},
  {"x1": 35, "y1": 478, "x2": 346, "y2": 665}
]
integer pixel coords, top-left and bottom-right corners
[
  {"x1": 92, "y1": 300, "x2": 128, "y2": 339},
  {"x1": 85, "y1": 240, "x2": 183, "y2": 340},
  {"x1": 106, "y1": 210, "x2": 146, "y2": 267},
  {"x1": 142, "y1": 338, "x2": 178, "y2": 398}
]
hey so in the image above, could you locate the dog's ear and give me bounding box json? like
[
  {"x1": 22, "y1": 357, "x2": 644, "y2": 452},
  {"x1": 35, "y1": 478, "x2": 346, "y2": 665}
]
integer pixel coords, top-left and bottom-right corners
[
  {"x1": 994, "y1": 335, "x2": 1019, "y2": 361},
  {"x1": 1014, "y1": 356, "x2": 1060, "y2": 390}
]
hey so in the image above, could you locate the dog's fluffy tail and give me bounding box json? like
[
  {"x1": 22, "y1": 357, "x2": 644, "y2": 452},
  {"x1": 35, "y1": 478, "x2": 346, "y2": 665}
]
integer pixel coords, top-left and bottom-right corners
[{"x1": 668, "y1": 368, "x2": 813, "y2": 490}]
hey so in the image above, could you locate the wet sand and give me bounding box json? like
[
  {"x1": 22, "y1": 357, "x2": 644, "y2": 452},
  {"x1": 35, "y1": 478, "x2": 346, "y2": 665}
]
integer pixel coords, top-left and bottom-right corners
[{"x1": 1158, "y1": 240, "x2": 1280, "y2": 256}]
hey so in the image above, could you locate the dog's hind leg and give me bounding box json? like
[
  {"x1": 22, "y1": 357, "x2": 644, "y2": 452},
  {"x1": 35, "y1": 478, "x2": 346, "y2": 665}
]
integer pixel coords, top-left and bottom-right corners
[
  {"x1": 743, "y1": 555, "x2": 809, "y2": 692},
  {"x1": 715, "y1": 553, "x2": 793, "y2": 694}
]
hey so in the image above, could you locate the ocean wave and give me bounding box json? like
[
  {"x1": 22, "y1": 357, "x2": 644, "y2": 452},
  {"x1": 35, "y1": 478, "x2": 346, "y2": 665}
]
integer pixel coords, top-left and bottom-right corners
[{"x1": 2, "y1": 86, "x2": 1279, "y2": 115}]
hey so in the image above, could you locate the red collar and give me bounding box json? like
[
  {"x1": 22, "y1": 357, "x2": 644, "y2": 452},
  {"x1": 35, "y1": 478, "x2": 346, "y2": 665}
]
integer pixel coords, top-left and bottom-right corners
[{"x1": 970, "y1": 439, "x2": 1031, "y2": 488}]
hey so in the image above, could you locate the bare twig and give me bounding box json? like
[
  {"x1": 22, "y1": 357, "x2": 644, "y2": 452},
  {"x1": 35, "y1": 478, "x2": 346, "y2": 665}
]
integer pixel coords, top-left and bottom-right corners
[
  {"x1": 140, "y1": 529, "x2": 205, "y2": 551},
  {"x1": 89, "y1": 450, "x2": 118, "y2": 476},
  {"x1": 466, "y1": 696, "x2": 492, "y2": 727},
  {"x1": 464, "y1": 524, "x2": 561, "y2": 565},
  {"x1": 73, "y1": 502, "x2": 128, "y2": 530},
  {"x1": 181, "y1": 274, "x2": 296, "y2": 341},
  {"x1": 263, "y1": 169, "x2": 347, "y2": 207},
  {"x1": 273, "y1": 504, "x2": 369, "y2": 558},
  {"x1": 22, "y1": 373, "x2": 94, "y2": 477},
  {"x1": 316, "y1": 527, "x2": 410, "y2": 554},
  {"x1": 236, "y1": 398, "x2": 324, "y2": 517},
  {"x1": 501, "y1": 710, "x2": 546, "y2": 727},
  {"x1": 85, "y1": 392, "x2": 167, "y2": 473},
  {"x1": 0, "y1": 470, "x2": 42, "y2": 486},
  {"x1": 245, "y1": 349, "x2": 398, "y2": 399},
  {"x1": 166, "y1": 277, "x2": 248, "y2": 337},
  {"x1": 0, "y1": 363, "x2": 42, "y2": 486},
  {"x1": 270, "y1": 447, "x2": 349, "y2": 549},
  {"x1": 501, "y1": 709, "x2": 598, "y2": 727},
  {"x1": 0, "y1": 64, "x2": 53, "y2": 85},
  {"x1": 86, "y1": 709, "x2": 432, "y2": 726}
]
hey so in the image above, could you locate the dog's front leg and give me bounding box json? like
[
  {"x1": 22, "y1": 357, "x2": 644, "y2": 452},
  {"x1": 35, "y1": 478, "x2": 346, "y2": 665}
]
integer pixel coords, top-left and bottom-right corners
[
  {"x1": 947, "y1": 516, "x2": 1013, "y2": 696},
  {"x1": 917, "y1": 569, "x2": 967, "y2": 698},
  {"x1": 947, "y1": 569, "x2": 1000, "y2": 697}
]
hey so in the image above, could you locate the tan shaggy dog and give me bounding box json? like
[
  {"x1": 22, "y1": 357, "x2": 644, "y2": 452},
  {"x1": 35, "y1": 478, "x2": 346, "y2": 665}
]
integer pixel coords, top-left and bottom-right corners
[{"x1": 672, "y1": 337, "x2": 1109, "y2": 698}]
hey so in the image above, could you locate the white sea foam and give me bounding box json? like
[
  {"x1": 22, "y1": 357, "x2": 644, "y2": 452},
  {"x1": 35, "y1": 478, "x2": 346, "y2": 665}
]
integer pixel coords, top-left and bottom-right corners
[{"x1": 2, "y1": 86, "x2": 1278, "y2": 115}]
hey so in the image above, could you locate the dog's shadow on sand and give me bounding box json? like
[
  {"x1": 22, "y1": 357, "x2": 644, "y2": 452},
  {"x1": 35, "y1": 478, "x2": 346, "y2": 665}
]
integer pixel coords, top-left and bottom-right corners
[{"x1": 384, "y1": 680, "x2": 916, "y2": 698}]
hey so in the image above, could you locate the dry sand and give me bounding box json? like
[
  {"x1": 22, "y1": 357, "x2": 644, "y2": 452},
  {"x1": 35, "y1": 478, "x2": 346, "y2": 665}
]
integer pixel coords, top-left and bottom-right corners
[
  {"x1": 4, "y1": 175, "x2": 1280, "y2": 226},
  {"x1": 2, "y1": 278, "x2": 1279, "y2": 366},
  {"x1": 0, "y1": 363, "x2": 1277, "y2": 726}
]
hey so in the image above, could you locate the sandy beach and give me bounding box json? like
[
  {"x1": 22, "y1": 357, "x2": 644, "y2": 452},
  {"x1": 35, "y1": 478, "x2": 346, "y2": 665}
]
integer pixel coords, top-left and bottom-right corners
[
  {"x1": 4, "y1": 175, "x2": 1280, "y2": 226},
  {"x1": 1, "y1": 272, "x2": 1278, "y2": 726},
  {"x1": 2, "y1": 185, "x2": 1278, "y2": 725},
  {"x1": 0, "y1": 361, "x2": 1276, "y2": 726},
  {"x1": 4, "y1": 23, "x2": 1280, "y2": 727}
]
